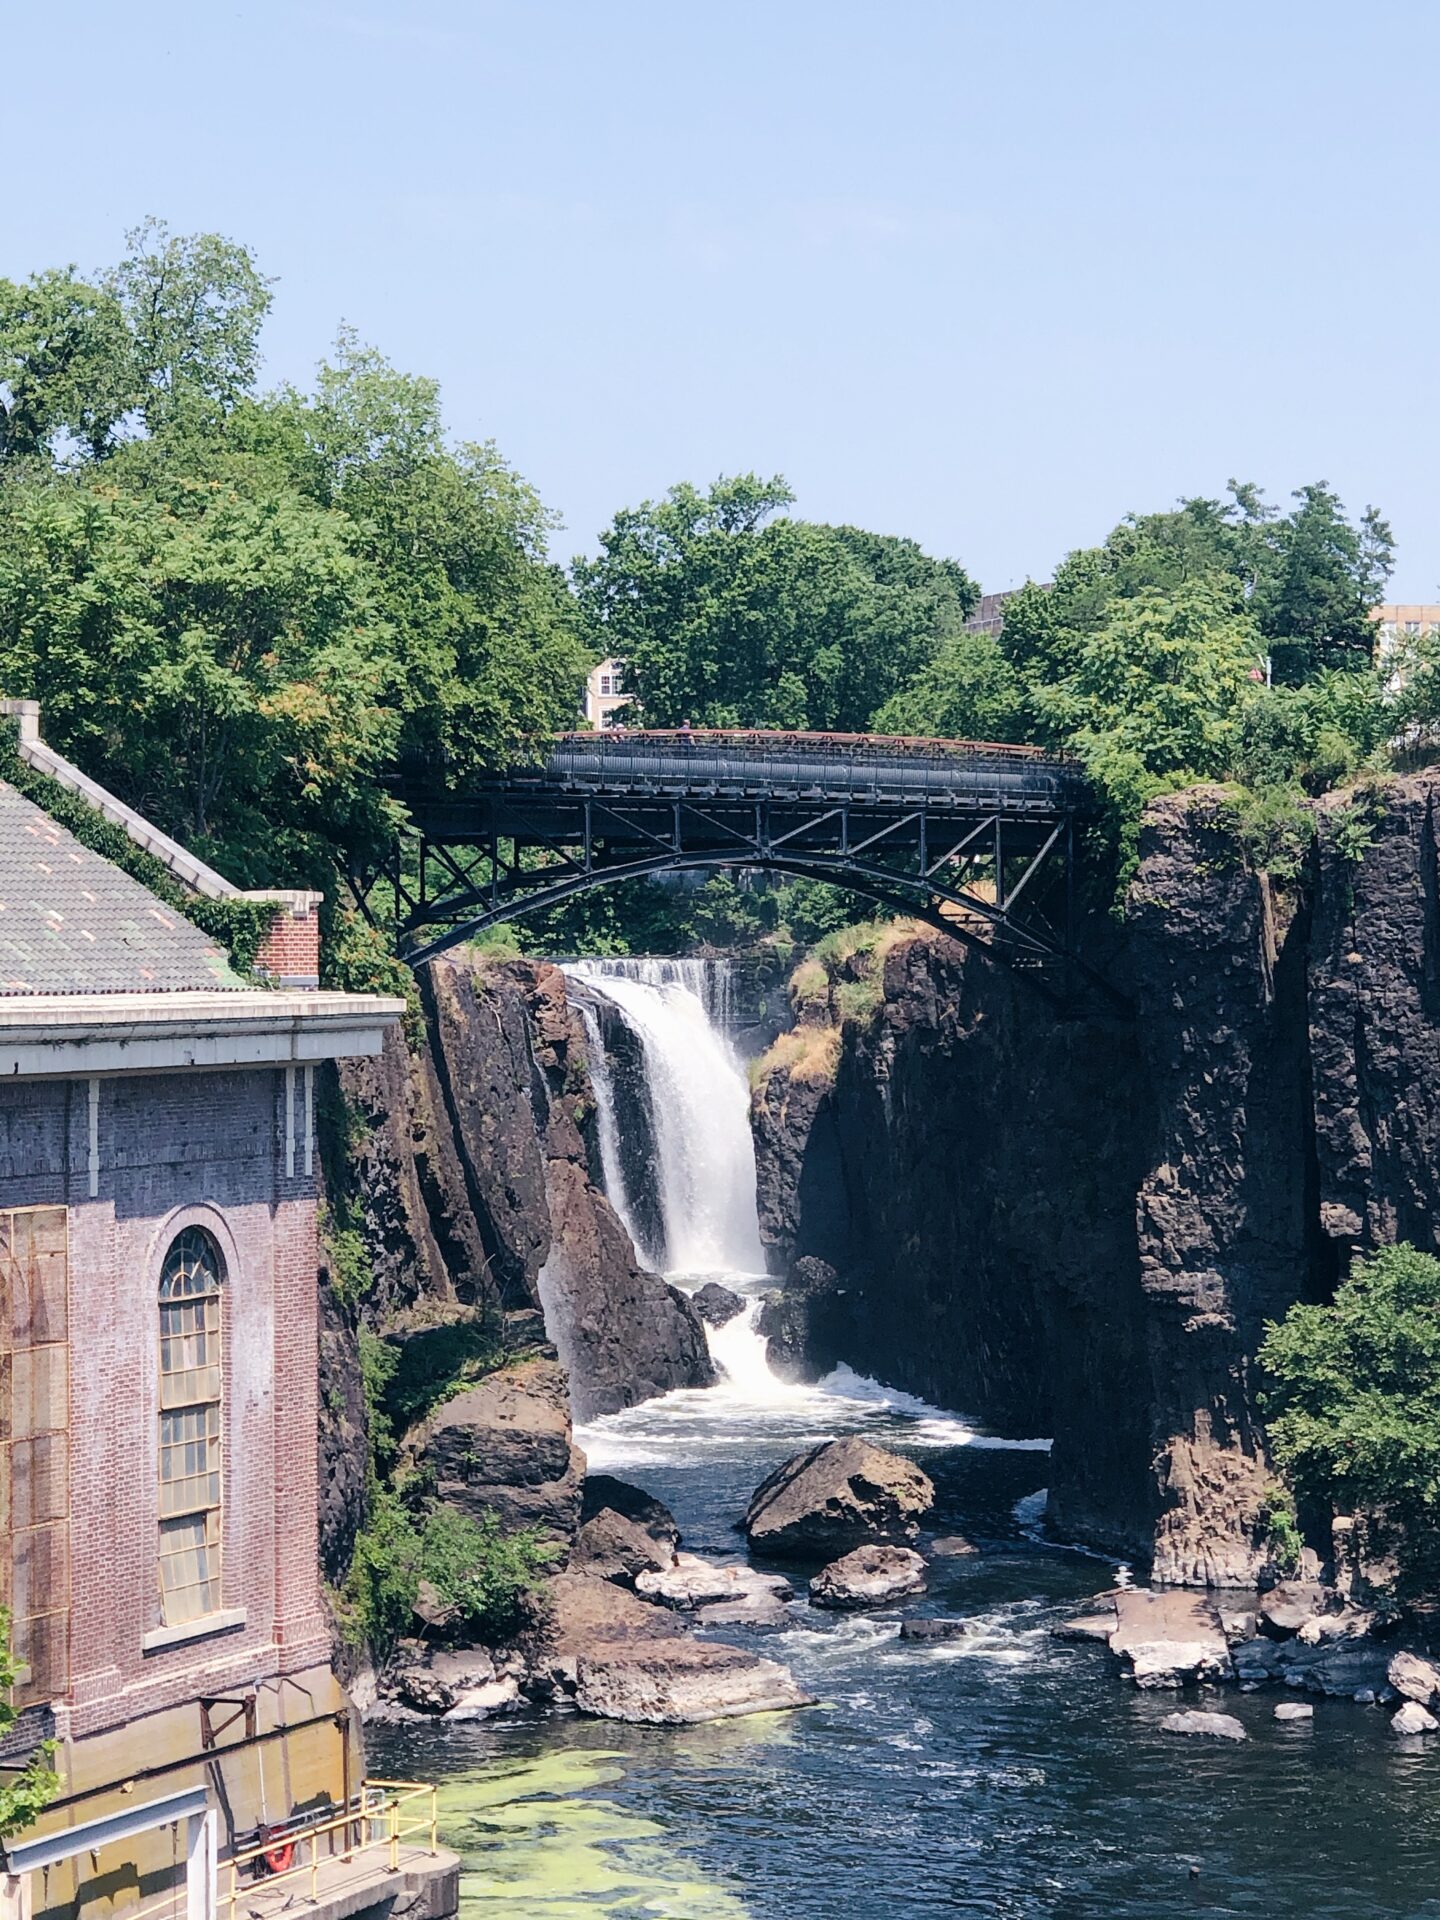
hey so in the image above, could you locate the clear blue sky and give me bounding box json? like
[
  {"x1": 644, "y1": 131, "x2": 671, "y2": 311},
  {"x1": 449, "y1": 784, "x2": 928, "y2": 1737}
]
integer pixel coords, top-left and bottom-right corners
[{"x1": 7, "y1": 1, "x2": 1438, "y2": 597}]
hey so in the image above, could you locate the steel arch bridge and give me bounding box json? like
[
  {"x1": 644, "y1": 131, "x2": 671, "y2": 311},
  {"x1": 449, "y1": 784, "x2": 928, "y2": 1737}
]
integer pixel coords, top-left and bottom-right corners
[{"x1": 357, "y1": 730, "x2": 1107, "y2": 1001}]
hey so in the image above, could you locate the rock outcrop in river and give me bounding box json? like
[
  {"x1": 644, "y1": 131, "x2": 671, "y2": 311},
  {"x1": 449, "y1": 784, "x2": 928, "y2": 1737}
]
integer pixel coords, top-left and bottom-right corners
[{"x1": 751, "y1": 772, "x2": 1440, "y2": 1585}]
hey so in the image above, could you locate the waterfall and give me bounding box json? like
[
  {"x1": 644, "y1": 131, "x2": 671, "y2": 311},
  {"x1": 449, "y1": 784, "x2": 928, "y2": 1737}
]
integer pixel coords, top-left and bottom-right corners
[{"x1": 564, "y1": 957, "x2": 766, "y2": 1277}]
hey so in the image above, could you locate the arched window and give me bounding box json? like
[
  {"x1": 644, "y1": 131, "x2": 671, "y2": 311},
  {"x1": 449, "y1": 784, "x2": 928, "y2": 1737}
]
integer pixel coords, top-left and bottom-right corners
[{"x1": 157, "y1": 1228, "x2": 224, "y2": 1626}]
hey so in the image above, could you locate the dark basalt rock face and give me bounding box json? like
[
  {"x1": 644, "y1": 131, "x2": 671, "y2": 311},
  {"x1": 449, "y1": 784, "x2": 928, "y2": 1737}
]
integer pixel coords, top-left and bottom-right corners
[
  {"x1": 336, "y1": 958, "x2": 713, "y2": 1425},
  {"x1": 752, "y1": 773, "x2": 1440, "y2": 1582},
  {"x1": 752, "y1": 932, "x2": 1151, "y2": 1560},
  {"x1": 1308, "y1": 776, "x2": 1440, "y2": 1255}
]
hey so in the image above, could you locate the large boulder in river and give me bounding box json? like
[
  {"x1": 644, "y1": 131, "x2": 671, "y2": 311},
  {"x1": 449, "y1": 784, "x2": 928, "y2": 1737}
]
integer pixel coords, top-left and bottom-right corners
[
  {"x1": 1388, "y1": 1650, "x2": 1440, "y2": 1707},
  {"x1": 574, "y1": 1640, "x2": 815, "y2": 1725},
  {"x1": 637, "y1": 1552, "x2": 793, "y2": 1612},
  {"x1": 535, "y1": 1571, "x2": 812, "y2": 1722},
  {"x1": 569, "y1": 1476, "x2": 680, "y2": 1585},
  {"x1": 743, "y1": 1437, "x2": 934, "y2": 1558},
  {"x1": 1258, "y1": 1579, "x2": 1327, "y2": 1635},
  {"x1": 810, "y1": 1544, "x2": 927, "y2": 1611},
  {"x1": 411, "y1": 1356, "x2": 584, "y2": 1549}
]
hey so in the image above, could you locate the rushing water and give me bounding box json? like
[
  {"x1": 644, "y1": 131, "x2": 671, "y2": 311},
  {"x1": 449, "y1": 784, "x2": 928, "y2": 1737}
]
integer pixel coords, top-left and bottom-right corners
[
  {"x1": 370, "y1": 960, "x2": 1440, "y2": 1919},
  {"x1": 564, "y1": 957, "x2": 764, "y2": 1275}
]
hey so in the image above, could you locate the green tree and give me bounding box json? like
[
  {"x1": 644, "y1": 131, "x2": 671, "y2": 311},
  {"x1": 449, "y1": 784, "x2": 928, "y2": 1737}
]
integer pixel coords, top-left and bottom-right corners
[
  {"x1": 1031, "y1": 583, "x2": 1261, "y2": 779},
  {"x1": 103, "y1": 218, "x2": 273, "y2": 435},
  {"x1": 1255, "y1": 484, "x2": 1394, "y2": 684},
  {"x1": 0, "y1": 270, "x2": 136, "y2": 461},
  {"x1": 575, "y1": 475, "x2": 978, "y2": 731},
  {"x1": 0, "y1": 468, "x2": 400, "y2": 883},
  {"x1": 871, "y1": 628, "x2": 1025, "y2": 741},
  {"x1": 0, "y1": 1608, "x2": 59, "y2": 1839},
  {"x1": 300, "y1": 332, "x2": 591, "y2": 777},
  {"x1": 1259, "y1": 1244, "x2": 1440, "y2": 1597}
]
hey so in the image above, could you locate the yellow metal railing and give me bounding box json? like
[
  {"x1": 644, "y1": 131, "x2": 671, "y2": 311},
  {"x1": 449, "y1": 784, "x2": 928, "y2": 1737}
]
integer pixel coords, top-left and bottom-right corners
[{"x1": 125, "y1": 1779, "x2": 439, "y2": 1920}]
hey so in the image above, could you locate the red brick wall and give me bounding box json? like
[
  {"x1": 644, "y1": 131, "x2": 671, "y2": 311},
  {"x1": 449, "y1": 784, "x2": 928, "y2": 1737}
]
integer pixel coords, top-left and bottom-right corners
[
  {"x1": 3, "y1": 1066, "x2": 330, "y2": 1744},
  {"x1": 252, "y1": 898, "x2": 321, "y2": 988}
]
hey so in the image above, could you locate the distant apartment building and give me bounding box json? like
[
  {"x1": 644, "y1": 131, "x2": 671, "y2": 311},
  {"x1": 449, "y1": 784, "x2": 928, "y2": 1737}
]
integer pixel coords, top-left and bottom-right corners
[
  {"x1": 1373, "y1": 604, "x2": 1440, "y2": 652},
  {"x1": 584, "y1": 658, "x2": 632, "y2": 730}
]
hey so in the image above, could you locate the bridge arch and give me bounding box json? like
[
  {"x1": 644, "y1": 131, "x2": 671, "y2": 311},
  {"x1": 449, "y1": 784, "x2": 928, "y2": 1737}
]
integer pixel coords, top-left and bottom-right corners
[{"x1": 361, "y1": 730, "x2": 1108, "y2": 1003}]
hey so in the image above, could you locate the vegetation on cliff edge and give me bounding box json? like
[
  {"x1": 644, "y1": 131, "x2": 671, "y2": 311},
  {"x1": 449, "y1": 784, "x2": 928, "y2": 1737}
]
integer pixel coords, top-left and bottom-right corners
[{"x1": 1259, "y1": 1243, "x2": 1440, "y2": 1599}]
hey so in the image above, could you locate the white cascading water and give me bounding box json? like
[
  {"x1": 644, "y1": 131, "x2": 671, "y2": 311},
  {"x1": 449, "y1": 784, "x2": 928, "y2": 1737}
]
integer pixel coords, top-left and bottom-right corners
[
  {"x1": 566, "y1": 952, "x2": 1053, "y2": 1459},
  {"x1": 564, "y1": 957, "x2": 765, "y2": 1276}
]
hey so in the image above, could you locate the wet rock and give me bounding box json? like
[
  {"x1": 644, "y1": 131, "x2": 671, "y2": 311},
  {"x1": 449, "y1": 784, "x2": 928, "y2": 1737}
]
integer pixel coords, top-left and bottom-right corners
[
  {"x1": 930, "y1": 1535, "x2": 979, "y2": 1557},
  {"x1": 900, "y1": 1617, "x2": 977, "y2": 1642},
  {"x1": 1109, "y1": 1590, "x2": 1233, "y2": 1688},
  {"x1": 1160, "y1": 1710, "x2": 1247, "y2": 1742},
  {"x1": 1221, "y1": 1610, "x2": 1258, "y2": 1645},
  {"x1": 571, "y1": 1476, "x2": 681, "y2": 1585},
  {"x1": 691, "y1": 1282, "x2": 746, "y2": 1328},
  {"x1": 1051, "y1": 1613, "x2": 1118, "y2": 1644},
  {"x1": 742, "y1": 1437, "x2": 935, "y2": 1559},
  {"x1": 1354, "y1": 1688, "x2": 1377, "y2": 1705},
  {"x1": 410, "y1": 1356, "x2": 585, "y2": 1549},
  {"x1": 1391, "y1": 1700, "x2": 1439, "y2": 1736},
  {"x1": 637, "y1": 1552, "x2": 792, "y2": 1613},
  {"x1": 695, "y1": 1597, "x2": 791, "y2": 1628},
  {"x1": 448, "y1": 1677, "x2": 522, "y2": 1721},
  {"x1": 391, "y1": 1667, "x2": 455, "y2": 1716},
  {"x1": 1388, "y1": 1650, "x2": 1440, "y2": 1706},
  {"x1": 1234, "y1": 1632, "x2": 1390, "y2": 1697},
  {"x1": 1273, "y1": 1701, "x2": 1314, "y2": 1723},
  {"x1": 574, "y1": 1639, "x2": 816, "y2": 1725},
  {"x1": 1232, "y1": 1638, "x2": 1282, "y2": 1686},
  {"x1": 1259, "y1": 1581, "x2": 1328, "y2": 1635},
  {"x1": 429, "y1": 1648, "x2": 497, "y2": 1689},
  {"x1": 810, "y1": 1545, "x2": 928, "y2": 1611}
]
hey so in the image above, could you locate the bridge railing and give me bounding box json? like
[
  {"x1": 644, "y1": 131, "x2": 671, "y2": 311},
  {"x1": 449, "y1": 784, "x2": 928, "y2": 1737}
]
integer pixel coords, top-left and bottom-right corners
[
  {"x1": 529, "y1": 729, "x2": 1082, "y2": 807},
  {"x1": 554, "y1": 727, "x2": 1067, "y2": 763}
]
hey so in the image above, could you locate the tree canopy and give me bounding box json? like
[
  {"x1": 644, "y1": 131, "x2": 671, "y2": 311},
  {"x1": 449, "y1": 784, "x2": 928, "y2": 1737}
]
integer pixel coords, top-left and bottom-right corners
[
  {"x1": 574, "y1": 475, "x2": 980, "y2": 731},
  {"x1": 0, "y1": 226, "x2": 591, "y2": 893}
]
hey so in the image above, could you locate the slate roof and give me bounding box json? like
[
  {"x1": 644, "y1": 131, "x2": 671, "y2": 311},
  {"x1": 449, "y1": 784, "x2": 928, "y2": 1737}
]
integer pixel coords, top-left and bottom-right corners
[{"x1": 0, "y1": 782, "x2": 245, "y2": 995}]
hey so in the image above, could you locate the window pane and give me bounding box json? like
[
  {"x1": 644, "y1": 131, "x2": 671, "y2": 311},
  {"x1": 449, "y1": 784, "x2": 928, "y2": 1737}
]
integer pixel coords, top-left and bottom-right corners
[{"x1": 157, "y1": 1231, "x2": 224, "y2": 1626}]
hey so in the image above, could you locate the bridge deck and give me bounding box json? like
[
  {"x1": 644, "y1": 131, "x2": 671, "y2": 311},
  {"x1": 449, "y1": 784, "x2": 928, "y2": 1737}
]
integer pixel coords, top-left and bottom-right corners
[{"x1": 461, "y1": 729, "x2": 1083, "y2": 818}]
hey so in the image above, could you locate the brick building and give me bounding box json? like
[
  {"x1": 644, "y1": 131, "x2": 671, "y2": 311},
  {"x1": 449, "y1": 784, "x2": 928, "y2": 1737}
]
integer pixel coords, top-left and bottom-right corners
[{"x1": 0, "y1": 707, "x2": 456, "y2": 1920}]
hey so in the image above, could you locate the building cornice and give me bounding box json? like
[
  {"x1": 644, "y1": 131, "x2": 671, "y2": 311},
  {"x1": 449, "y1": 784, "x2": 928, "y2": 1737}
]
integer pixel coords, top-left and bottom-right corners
[{"x1": 0, "y1": 990, "x2": 406, "y2": 1079}]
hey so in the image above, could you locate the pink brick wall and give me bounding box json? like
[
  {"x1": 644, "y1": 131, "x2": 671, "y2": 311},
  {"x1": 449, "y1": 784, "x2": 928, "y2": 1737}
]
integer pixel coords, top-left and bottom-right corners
[{"x1": 2, "y1": 1066, "x2": 329, "y2": 1743}]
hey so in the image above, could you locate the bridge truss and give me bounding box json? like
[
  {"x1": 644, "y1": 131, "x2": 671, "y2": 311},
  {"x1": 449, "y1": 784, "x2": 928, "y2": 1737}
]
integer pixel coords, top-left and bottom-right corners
[{"x1": 354, "y1": 731, "x2": 1107, "y2": 1002}]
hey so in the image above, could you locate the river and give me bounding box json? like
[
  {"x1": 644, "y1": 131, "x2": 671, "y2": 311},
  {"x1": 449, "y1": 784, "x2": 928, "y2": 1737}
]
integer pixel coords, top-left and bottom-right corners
[{"x1": 369, "y1": 959, "x2": 1440, "y2": 1920}]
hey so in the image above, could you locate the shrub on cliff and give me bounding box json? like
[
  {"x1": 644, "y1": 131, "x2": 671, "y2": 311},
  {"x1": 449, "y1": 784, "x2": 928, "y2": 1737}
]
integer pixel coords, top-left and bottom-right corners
[
  {"x1": 342, "y1": 1491, "x2": 556, "y2": 1656},
  {"x1": 1259, "y1": 1244, "x2": 1440, "y2": 1597}
]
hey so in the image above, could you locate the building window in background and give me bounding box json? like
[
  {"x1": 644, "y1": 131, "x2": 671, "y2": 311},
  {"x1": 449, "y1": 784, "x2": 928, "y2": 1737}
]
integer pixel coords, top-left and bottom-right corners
[{"x1": 158, "y1": 1228, "x2": 225, "y2": 1626}]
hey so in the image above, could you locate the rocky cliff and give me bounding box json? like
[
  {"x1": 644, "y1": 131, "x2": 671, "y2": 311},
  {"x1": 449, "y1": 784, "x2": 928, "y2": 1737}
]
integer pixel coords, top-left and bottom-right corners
[
  {"x1": 319, "y1": 953, "x2": 712, "y2": 1534},
  {"x1": 752, "y1": 772, "x2": 1440, "y2": 1584}
]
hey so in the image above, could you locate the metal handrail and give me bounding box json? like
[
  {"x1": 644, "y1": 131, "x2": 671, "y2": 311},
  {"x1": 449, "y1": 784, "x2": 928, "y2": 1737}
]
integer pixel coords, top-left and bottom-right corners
[
  {"x1": 121, "y1": 1779, "x2": 439, "y2": 1920},
  {"x1": 552, "y1": 727, "x2": 1069, "y2": 765}
]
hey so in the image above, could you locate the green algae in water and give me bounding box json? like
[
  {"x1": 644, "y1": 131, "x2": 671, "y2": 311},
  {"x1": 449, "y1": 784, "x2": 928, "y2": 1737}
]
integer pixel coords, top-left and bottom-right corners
[{"x1": 438, "y1": 1750, "x2": 750, "y2": 1918}]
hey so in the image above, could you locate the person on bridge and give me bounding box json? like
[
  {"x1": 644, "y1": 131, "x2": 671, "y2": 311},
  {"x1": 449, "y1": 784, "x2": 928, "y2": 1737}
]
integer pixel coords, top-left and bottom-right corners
[{"x1": 678, "y1": 718, "x2": 694, "y2": 745}]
